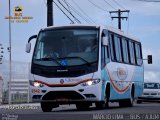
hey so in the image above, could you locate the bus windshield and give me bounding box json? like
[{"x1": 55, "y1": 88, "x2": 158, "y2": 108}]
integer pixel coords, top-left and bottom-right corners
[{"x1": 33, "y1": 28, "x2": 99, "y2": 67}]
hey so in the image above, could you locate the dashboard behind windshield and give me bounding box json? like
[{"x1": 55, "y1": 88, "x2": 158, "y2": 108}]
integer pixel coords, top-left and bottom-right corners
[{"x1": 33, "y1": 28, "x2": 99, "y2": 67}]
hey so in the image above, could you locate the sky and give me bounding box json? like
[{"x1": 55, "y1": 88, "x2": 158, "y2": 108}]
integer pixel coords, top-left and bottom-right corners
[{"x1": 0, "y1": 0, "x2": 160, "y2": 82}]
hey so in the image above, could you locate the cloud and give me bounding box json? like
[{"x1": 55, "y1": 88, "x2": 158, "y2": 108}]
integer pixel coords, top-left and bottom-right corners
[
  {"x1": 145, "y1": 71, "x2": 160, "y2": 82},
  {"x1": 121, "y1": 0, "x2": 160, "y2": 16},
  {"x1": 143, "y1": 48, "x2": 160, "y2": 82}
]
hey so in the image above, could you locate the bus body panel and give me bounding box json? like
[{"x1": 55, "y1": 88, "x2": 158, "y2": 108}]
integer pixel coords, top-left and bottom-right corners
[
  {"x1": 28, "y1": 25, "x2": 144, "y2": 108},
  {"x1": 29, "y1": 72, "x2": 103, "y2": 102}
]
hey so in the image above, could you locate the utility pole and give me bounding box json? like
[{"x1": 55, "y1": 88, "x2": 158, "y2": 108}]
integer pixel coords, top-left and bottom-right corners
[
  {"x1": 110, "y1": 9, "x2": 130, "y2": 30},
  {"x1": 8, "y1": 0, "x2": 12, "y2": 104},
  {"x1": 47, "y1": 0, "x2": 53, "y2": 26},
  {"x1": 0, "y1": 44, "x2": 4, "y2": 64}
]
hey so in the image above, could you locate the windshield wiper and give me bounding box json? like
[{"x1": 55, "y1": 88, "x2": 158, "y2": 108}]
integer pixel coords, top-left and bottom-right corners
[
  {"x1": 58, "y1": 56, "x2": 91, "y2": 66},
  {"x1": 35, "y1": 58, "x2": 63, "y2": 66}
]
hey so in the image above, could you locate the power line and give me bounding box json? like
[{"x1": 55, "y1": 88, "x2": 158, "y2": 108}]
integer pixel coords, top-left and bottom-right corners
[
  {"x1": 103, "y1": 0, "x2": 117, "y2": 10},
  {"x1": 62, "y1": 0, "x2": 91, "y2": 23},
  {"x1": 133, "y1": 0, "x2": 160, "y2": 2},
  {"x1": 57, "y1": 0, "x2": 81, "y2": 23},
  {"x1": 87, "y1": 0, "x2": 116, "y2": 26},
  {"x1": 61, "y1": 0, "x2": 82, "y2": 23},
  {"x1": 71, "y1": 0, "x2": 96, "y2": 24},
  {"x1": 109, "y1": 13, "x2": 114, "y2": 27},
  {"x1": 63, "y1": 0, "x2": 71, "y2": 14},
  {"x1": 53, "y1": 1, "x2": 74, "y2": 24},
  {"x1": 87, "y1": 0, "x2": 109, "y2": 11},
  {"x1": 62, "y1": 0, "x2": 91, "y2": 24},
  {"x1": 112, "y1": 0, "x2": 126, "y2": 10}
]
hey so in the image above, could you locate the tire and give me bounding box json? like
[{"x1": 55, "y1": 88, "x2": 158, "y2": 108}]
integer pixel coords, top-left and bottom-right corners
[
  {"x1": 96, "y1": 87, "x2": 109, "y2": 109},
  {"x1": 119, "y1": 100, "x2": 126, "y2": 107},
  {"x1": 126, "y1": 97, "x2": 134, "y2": 107},
  {"x1": 137, "y1": 100, "x2": 142, "y2": 104},
  {"x1": 95, "y1": 100, "x2": 108, "y2": 109},
  {"x1": 41, "y1": 102, "x2": 53, "y2": 112},
  {"x1": 119, "y1": 86, "x2": 134, "y2": 107},
  {"x1": 76, "y1": 103, "x2": 90, "y2": 110},
  {"x1": 119, "y1": 98, "x2": 133, "y2": 107}
]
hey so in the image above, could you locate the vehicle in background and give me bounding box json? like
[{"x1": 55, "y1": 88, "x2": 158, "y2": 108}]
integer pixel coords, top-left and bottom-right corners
[{"x1": 137, "y1": 82, "x2": 160, "y2": 103}]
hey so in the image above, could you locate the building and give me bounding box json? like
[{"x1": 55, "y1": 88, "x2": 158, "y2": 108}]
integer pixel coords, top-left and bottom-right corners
[
  {"x1": 10, "y1": 79, "x2": 29, "y2": 103},
  {"x1": 0, "y1": 60, "x2": 30, "y2": 104},
  {"x1": 0, "y1": 75, "x2": 3, "y2": 104}
]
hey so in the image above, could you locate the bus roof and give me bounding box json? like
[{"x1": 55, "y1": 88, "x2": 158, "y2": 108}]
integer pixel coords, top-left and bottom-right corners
[{"x1": 42, "y1": 24, "x2": 140, "y2": 42}]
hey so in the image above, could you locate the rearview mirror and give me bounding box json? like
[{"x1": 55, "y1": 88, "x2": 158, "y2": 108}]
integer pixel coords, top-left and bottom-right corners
[
  {"x1": 25, "y1": 35, "x2": 37, "y2": 53},
  {"x1": 102, "y1": 36, "x2": 108, "y2": 46},
  {"x1": 26, "y1": 43, "x2": 31, "y2": 53},
  {"x1": 148, "y1": 55, "x2": 152, "y2": 64}
]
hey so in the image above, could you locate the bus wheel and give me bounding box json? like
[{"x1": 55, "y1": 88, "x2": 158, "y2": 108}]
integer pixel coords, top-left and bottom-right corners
[
  {"x1": 41, "y1": 102, "x2": 53, "y2": 112},
  {"x1": 119, "y1": 100, "x2": 126, "y2": 107},
  {"x1": 126, "y1": 86, "x2": 135, "y2": 107},
  {"x1": 95, "y1": 101, "x2": 108, "y2": 109},
  {"x1": 137, "y1": 100, "x2": 142, "y2": 104},
  {"x1": 125, "y1": 96, "x2": 134, "y2": 107},
  {"x1": 119, "y1": 99, "x2": 133, "y2": 107},
  {"x1": 119, "y1": 86, "x2": 134, "y2": 107},
  {"x1": 76, "y1": 103, "x2": 90, "y2": 110},
  {"x1": 96, "y1": 95, "x2": 109, "y2": 109}
]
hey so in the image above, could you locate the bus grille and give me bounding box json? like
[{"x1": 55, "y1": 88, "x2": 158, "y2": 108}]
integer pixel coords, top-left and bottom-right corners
[{"x1": 42, "y1": 91, "x2": 85, "y2": 100}]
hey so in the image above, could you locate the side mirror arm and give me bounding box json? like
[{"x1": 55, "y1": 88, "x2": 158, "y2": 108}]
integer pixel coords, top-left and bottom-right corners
[
  {"x1": 26, "y1": 35, "x2": 37, "y2": 53},
  {"x1": 143, "y1": 55, "x2": 152, "y2": 64},
  {"x1": 28, "y1": 35, "x2": 37, "y2": 43}
]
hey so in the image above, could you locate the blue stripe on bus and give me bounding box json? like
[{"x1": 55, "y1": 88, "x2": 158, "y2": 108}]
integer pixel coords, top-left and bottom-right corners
[{"x1": 101, "y1": 69, "x2": 109, "y2": 100}]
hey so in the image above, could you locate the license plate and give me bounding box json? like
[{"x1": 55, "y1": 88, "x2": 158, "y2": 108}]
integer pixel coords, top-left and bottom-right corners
[
  {"x1": 147, "y1": 96, "x2": 153, "y2": 98},
  {"x1": 56, "y1": 98, "x2": 69, "y2": 102}
]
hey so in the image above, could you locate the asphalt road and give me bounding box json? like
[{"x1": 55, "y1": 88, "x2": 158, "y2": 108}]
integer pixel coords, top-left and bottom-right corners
[{"x1": 0, "y1": 102, "x2": 160, "y2": 120}]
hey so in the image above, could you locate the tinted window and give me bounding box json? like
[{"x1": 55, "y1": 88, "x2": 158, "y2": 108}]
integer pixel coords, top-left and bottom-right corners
[
  {"x1": 109, "y1": 34, "x2": 116, "y2": 61},
  {"x1": 101, "y1": 46, "x2": 105, "y2": 69},
  {"x1": 129, "y1": 41, "x2": 135, "y2": 64},
  {"x1": 33, "y1": 29, "x2": 99, "y2": 66},
  {"x1": 122, "y1": 38, "x2": 129, "y2": 63},
  {"x1": 114, "y1": 36, "x2": 122, "y2": 62},
  {"x1": 109, "y1": 32, "x2": 142, "y2": 66},
  {"x1": 135, "y1": 43, "x2": 142, "y2": 65}
]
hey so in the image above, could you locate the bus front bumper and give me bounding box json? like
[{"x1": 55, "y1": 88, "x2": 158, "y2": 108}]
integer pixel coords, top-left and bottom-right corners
[{"x1": 30, "y1": 81, "x2": 103, "y2": 103}]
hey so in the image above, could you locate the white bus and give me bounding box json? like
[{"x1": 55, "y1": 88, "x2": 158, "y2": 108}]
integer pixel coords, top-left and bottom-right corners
[{"x1": 26, "y1": 25, "x2": 152, "y2": 112}]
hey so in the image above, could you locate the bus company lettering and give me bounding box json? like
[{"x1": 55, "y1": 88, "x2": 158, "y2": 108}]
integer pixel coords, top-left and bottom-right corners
[{"x1": 65, "y1": 78, "x2": 82, "y2": 83}]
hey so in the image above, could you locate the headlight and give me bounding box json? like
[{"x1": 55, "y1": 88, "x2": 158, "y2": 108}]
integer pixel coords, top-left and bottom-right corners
[
  {"x1": 29, "y1": 80, "x2": 44, "y2": 87},
  {"x1": 81, "y1": 79, "x2": 100, "y2": 86}
]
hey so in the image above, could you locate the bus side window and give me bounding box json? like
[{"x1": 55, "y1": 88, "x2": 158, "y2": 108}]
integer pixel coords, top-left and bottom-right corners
[
  {"x1": 114, "y1": 35, "x2": 122, "y2": 62},
  {"x1": 129, "y1": 41, "x2": 136, "y2": 64},
  {"x1": 101, "y1": 45, "x2": 105, "y2": 69},
  {"x1": 105, "y1": 46, "x2": 109, "y2": 58},
  {"x1": 109, "y1": 33, "x2": 116, "y2": 61},
  {"x1": 122, "y1": 38, "x2": 129, "y2": 63},
  {"x1": 135, "y1": 43, "x2": 143, "y2": 65}
]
